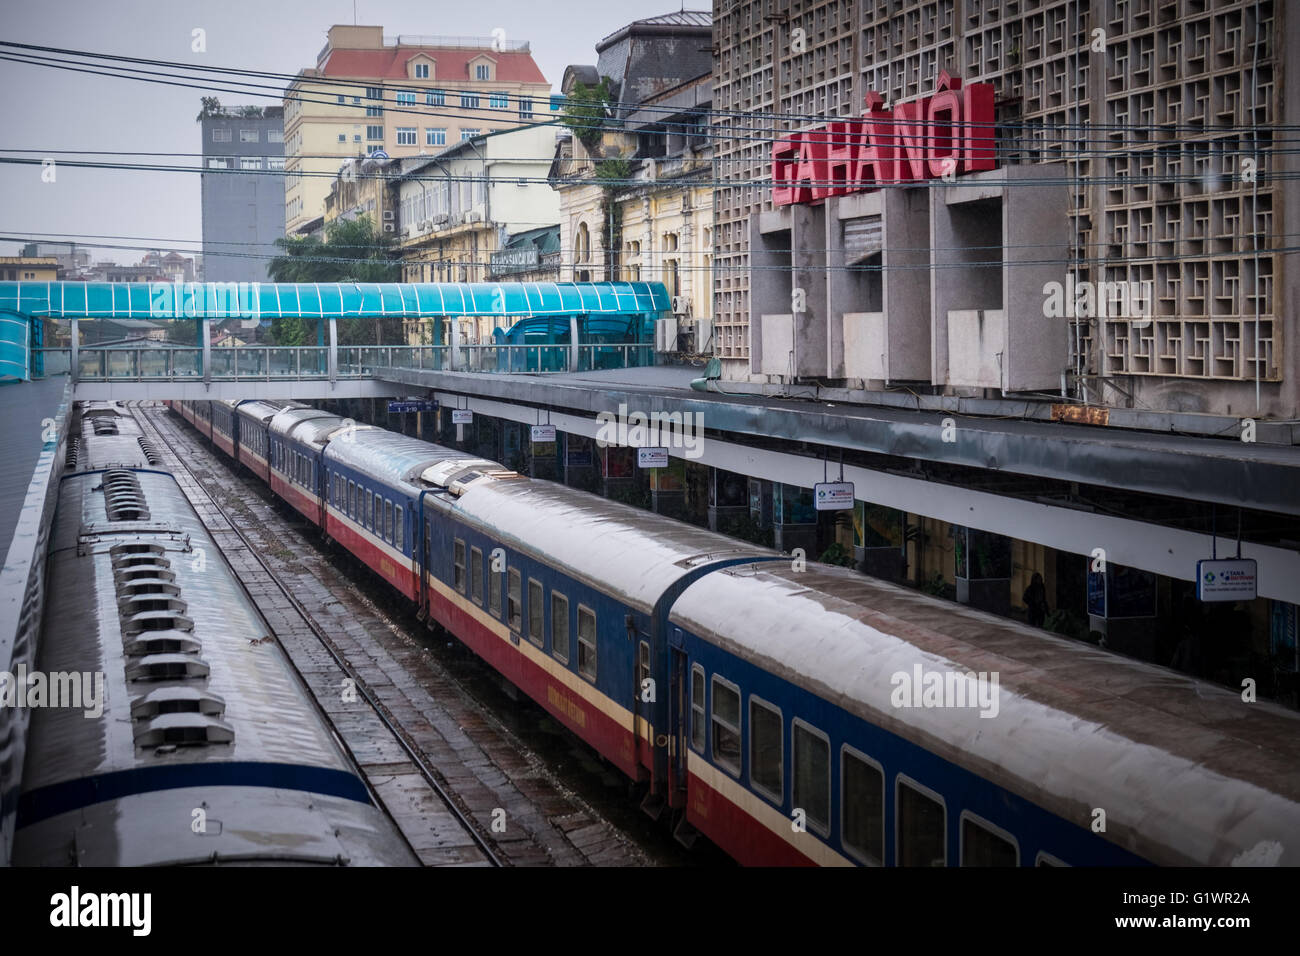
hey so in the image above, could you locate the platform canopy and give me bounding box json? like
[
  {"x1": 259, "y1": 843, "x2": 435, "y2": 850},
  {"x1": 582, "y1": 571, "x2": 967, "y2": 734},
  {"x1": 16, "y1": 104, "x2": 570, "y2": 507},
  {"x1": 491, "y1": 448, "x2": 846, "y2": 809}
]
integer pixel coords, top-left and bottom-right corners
[{"x1": 0, "y1": 281, "x2": 670, "y2": 321}]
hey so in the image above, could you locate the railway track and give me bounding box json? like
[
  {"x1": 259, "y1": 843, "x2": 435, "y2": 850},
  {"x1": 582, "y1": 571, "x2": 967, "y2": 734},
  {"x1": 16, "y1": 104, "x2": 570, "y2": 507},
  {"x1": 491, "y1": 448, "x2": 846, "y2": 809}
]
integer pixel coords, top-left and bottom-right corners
[{"x1": 132, "y1": 402, "x2": 652, "y2": 867}]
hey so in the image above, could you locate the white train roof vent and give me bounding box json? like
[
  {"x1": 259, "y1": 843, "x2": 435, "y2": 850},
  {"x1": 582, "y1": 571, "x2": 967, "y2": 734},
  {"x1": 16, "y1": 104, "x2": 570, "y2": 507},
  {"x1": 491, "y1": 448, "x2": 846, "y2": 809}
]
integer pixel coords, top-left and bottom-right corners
[
  {"x1": 101, "y1": 470, "x2": 150, "y2": 521},
  {"x1": 131, "y1": 687, "x2": 226, "y2": 720},
  {"x1": 120, "y1": 580, "x2": 182, "y2": 599},
  {"x1": 65, "y1": 438, "x2": 81, "y2": 470},
  {"x1": 133, "y1": 713, "x2": 234, "y2": 747},
  {"x1": 418, "y1": 458, "x2": 507, "y2": 488},
  {"x1": 125, "y1": 653, "x2": 211, "y2": 682},
  {"x1": 123, "y1": 631, "x2": 203, "y2": 657},
  {"x1": 116, "y1": 568, "x2": 177, "y2": 585},
  {"x1": 674, "y1": 549, "x2": 763, "y2": 569},
  {"x1": 110, "y1": 543, "x2": 168, "y2": 564},
  {"x1": 122, "y1": 609, "x2": 195, "y2": 636},
  {"x1": 137, "y1": 437, "x2": 161, "y2": 466},
  {"x1": 90, "y1": 417, "x2": 121, "y2": 436}
]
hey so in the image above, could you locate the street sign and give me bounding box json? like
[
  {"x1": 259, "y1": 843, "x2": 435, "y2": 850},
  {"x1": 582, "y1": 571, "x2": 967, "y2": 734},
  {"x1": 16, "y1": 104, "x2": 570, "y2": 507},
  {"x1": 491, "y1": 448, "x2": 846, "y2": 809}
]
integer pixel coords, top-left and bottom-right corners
[
  {"x1": 531, "y1": 424, "x2": 556, "y2": 443},
  {"x1": 388, "y1": 400, "x2": 437, "y2": 413},
  {"x1": 637, "y1": 447, "x2": 669, "y2": 469},
  {"x1": 814, "y1": 481, "x2": 855, "y2": 511},
  {"x1": 452, "y1": 409, "x2": 473, "y2": 424},
  {"x1": 1196, "y1": 558, "x2": 1257, "y2": 602}
]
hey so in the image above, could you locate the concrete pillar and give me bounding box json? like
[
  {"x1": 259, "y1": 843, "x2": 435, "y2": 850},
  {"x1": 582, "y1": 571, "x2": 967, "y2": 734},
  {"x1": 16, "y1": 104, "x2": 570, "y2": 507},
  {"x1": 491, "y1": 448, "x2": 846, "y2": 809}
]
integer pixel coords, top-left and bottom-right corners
[
  {"x1": 707, "y1": 466, "x2": 749, "y2": 534},
  {"x1": 201, "y1": 319, "x2": 211, "y2": 384},
  {"x1": 328, "y1": 316, "x2": 338, "y2": 382},
  {"x1": 569, "y1": 315, "x2": 580, "y2": 371},
  {"x1": 70, "y1": 318, "x2": 78, "y2": 382}
]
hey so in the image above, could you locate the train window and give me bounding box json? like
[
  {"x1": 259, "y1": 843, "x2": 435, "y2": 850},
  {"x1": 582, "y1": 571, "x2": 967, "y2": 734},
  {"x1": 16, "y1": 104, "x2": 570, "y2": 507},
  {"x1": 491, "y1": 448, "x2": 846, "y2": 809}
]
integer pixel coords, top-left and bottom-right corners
[
  {"x1": 841, "y1": 746, "x2": 885, "y2": 865},
  {"x1": 507, "y1": 569, "x2": 522, "y2": 631},
  {"x1": 395, "y1": 507, "x2": 403, "y2": 550},
  {"x1": 489, "y1": 563, "x2": 502, "y2": 616},
  {"x1": 897, "y1": 777, "x2": 947, "y2": 867},
  {"x1": 710, "y1": 676, "x2": 740, "y2": 776},
  {"x1": 368, "y1": 492, "x2": 375, "y2": 529},
  {"x1": 749, "y1": 697, "x2": 783, "y2": 802},
  {"x1": 471, "y1": 547, "x2": 484, "y2": 604},
  {"x1": 690, "y1": 665, "x2": 705, "y2": 752},
  {"x1": 527, "y1": 579, "x2": 543, "y2": 646},
  {"x1": 453, "y1": 539, "x2": 466, "y2": 592},
  {"x1": 385, "y1": 500, "x2": 393, "y2": 542},
  {"x1": 348, "y1": 481, "x2": 355, "y2": 516},
  {"x1": 960, "y1": 813, "x2": 1019, "y2": 867},
  {"x1": 577, "y1": 606, "x2": 596, "y2": 681},
  {"x1": 551, "y1": 592, "x2": 569, "y2": 662},
  {"x1": 793, "y1": 720, "x2": 830, "y2": 835}
]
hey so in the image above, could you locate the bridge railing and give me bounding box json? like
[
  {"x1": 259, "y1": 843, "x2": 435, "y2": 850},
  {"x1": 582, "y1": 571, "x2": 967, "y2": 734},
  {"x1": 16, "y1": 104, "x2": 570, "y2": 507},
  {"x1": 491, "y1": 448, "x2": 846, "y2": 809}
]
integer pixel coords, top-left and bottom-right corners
[{"x1": 338, "y1": 343, "x2": 653, "y2": 375}]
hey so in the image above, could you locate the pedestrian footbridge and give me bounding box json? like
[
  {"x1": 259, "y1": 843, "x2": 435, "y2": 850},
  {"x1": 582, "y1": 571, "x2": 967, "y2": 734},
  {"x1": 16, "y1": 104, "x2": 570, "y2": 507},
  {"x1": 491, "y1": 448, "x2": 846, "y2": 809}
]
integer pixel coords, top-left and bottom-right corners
[{"x1": 0, "y1": 280, "x2": 667, "y2": 400}]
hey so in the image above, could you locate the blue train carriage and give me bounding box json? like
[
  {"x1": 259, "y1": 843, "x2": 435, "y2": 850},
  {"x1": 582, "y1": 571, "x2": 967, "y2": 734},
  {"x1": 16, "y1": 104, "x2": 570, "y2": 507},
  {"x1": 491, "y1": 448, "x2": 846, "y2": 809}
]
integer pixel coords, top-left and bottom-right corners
[
  {"x1": 13, "y1": 417, "x2": 415, "y2": 865},
  {"x1": 233, "y1": 400, "x2": 289, "y2": 484},
  {"x1": 268, "y1": 406, "x2": 349, "y2": 527},
  {"x1": 667, "y1": 561, "x2": 1300, "y2": 866},
  {"x1": 419, "y1": 466, "x2": 776, "y2": 799},
  {"x1": 210, "y1": 399, "x2": 239, "y2": 458}
]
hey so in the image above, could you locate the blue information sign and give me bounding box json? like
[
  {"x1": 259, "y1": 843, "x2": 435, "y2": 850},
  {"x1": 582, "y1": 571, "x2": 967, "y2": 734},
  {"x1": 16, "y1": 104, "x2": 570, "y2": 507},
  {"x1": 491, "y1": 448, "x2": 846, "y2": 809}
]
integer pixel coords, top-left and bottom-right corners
[{"x1": 388, "y1": 400, "x2": 437, "y2": 413}]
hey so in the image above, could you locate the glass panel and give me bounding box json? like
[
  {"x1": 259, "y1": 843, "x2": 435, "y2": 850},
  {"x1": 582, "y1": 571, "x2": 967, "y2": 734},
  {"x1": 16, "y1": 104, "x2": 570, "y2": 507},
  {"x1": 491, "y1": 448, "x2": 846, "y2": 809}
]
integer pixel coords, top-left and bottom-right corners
[
  {"x1": 962, "y1": 818, "x2": 1017, "y2": 867},
  {"x1": 577, "y1": 607, "x2": 596, "y2": 679},
  {"x1": 528, "y1": 579, "x2": 543, "y2": 645},
  {"x1": 507, "y1": 570, "x2": 521, "y2": 631},
  {"x1": 551, "y1": 593, "x2": 569, "y2": 661},
  {"x1": 471, "y1": 548, "x2": 483, "y2": 603},
  {"x1": 842, "y1": 751, "x2": 884, "y2": 864},
  {"x1": 898, "y1": 783, "x2": 946, "y2": 867},
  {"x1": 749, "y1": 700, "x2": 782, "y2": 799},
  {"x1": 711, "y1": 679, "x2": 740, "y2": 773},
  {"x1": 793, "y1": 723, "x2": 830, "y2": 832}
]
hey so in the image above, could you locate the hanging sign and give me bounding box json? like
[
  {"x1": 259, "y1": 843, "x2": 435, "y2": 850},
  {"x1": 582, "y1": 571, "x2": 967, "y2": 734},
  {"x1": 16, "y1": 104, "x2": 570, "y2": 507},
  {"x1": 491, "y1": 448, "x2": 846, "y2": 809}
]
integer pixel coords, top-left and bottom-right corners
[
  {"x1": 531, "y1": 424, "x2": 556, "y2": 443},
  {"x1": 1196, "y1": 558, "x2": 1257, "y2": 602},
  {"x1": 637, "y1": 447, "x2": 669, "y2": 469},
  {"x1": 814, "y1": 481, "x2": 855, "y2": 511},
  {"x1": 452, "y1": 409, "x2": 473, "y2": 424}
]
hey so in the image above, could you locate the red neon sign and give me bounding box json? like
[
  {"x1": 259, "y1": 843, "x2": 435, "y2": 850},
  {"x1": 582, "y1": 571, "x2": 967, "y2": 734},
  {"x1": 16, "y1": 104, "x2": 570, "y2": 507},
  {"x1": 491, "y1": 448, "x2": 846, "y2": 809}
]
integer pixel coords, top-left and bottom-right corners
[{"x1": 773, "y1": 71, "x2": 996, "y2": 205}]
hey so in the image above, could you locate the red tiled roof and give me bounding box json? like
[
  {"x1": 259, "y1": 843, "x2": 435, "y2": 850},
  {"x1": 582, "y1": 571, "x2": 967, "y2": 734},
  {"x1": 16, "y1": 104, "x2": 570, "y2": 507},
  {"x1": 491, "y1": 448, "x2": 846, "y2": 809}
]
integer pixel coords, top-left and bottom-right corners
[{"x1": 321, "y1": 48, "x2": 547, "y2": 83}]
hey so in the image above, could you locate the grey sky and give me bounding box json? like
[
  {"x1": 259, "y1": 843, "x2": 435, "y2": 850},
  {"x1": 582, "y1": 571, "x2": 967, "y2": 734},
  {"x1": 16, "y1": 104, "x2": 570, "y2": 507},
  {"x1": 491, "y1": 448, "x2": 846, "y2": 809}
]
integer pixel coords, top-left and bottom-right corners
[{"x1": 0, "y1": 0, "x2": 692, "y2": 263}]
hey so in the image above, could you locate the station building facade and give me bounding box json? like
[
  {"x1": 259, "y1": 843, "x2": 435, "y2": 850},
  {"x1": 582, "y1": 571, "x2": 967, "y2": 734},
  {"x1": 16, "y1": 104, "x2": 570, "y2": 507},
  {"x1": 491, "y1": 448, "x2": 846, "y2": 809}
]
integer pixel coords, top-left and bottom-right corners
[{"x1": 711, "y1": 0, "x2": 1295, "y2": 421}]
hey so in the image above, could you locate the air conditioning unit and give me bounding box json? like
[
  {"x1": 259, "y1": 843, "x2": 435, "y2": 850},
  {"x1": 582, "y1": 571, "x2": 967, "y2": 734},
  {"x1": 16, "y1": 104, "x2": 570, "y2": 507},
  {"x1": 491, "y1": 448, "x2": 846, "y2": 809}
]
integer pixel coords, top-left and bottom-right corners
[
  {"x1": 467, "y1": 210, "x2": 483, "y2": 223},
  {"x1": 693, "y1": 317, "x2": 714, "y2": 353},
  {"x1": 671, "y1": 295, "x2": 690, "y2": 315},
  {"x1": 382, "y1": 210, "x2": 394, "y2": 220},
  {"x1": 654, "y1": 317, "x2": 679, "y2": 353},
  {"x1": 420, "y1": 220, "x2": 431, "y2": 231},
  {"x1": 432, "y1": 213, "x2": 449, "y2": 225}
]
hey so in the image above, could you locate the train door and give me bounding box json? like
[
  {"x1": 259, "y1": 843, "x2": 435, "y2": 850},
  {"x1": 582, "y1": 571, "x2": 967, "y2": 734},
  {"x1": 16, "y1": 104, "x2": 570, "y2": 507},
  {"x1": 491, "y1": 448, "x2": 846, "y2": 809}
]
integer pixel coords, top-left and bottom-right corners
[
  {"x1": 634, "y1": 633, "x2": 653, "y2": 775},
  {"x1": 670, "y1": 637, "x2": 688, "y2": 807}
]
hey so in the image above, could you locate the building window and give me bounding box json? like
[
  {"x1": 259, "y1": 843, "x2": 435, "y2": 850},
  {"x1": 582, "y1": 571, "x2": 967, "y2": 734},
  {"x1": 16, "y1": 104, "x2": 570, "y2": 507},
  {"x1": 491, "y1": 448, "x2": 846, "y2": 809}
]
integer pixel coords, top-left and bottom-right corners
[
  {"x1": 518, "y1": 97, "x2": 533, "y2": 119},
  {"x1": 453, "y1": 539, "x2": 465, "y2": 592},
  {"x1": 842, "y1": 747, "x2": 884, "y2": 865},
  {"x1": 460, "y1": 129, "x2": 479, "y2": 142},
  {"x1": 396, "y1": 127, "x2": 416, "y2": 145},
  {"x1": 749, "y1": 697, "x2": 783, "y2": 802},
  {"x1": 353, "y1": 134, "x2": 362, "y2": 143},
  {"x1": 475, "y1": 63, "x2": 490, "y2": 80},
  {"x1": 711, "y1": 676, "x2": 740, "y2": 775},
  {"x1": 366, "y1": 86, "x2": 383, "y2": 100},
  {"x1": 460, "y1": 93, "x2": 480, "y2": 109},
  {"x1": 489, "y1": 93, "x2": 508, "y2": 110},
  {"x1": 426, "y1": 90, "x2": 445, "y2": 106},
  {"x1": 793, "y1": 720, "x2": 830, "y2": 835},
  {"x1": 206, "y1": 157, "x2": 231, "y2": 169},
  {"x1": 366, "y1": 104, "x2": 383, "y2": 117},
  {"x1": 551, "y1": 592, "x2": 569, "y2": 662},
  {"x1": 211, "y1": 128, "x2": 231, "y2": 142},
  {"x1": 426, "y1": 128, "x2": 445, "y2": 147},
  {"x1": 239, "y1": 157, "x2": 261, "y2": 170},
  {"x1": 898, "y1": 778, "x2": 946, "y2": 867},
  {"x1": 470, "y1": 547, "x2": 484, "y2": 604},
  {"x1": 961, "y1": 813, "x2": 1019, "y2": 867},
  {"x1": 396, "y1": 91, "x2": 416, "y2": 106},
  {"x1": 239, "y1": 129, "x2": 258, "y2": 143},
  {"x1": 690, "y1": 665, "x2": 705, "y2": 752},
  {"x1": 489, "y1": 561, "x2": 502, "y2": 616},
  {"x1": 414, "y1": 63, "x2": 429, "y2": 79},
  {"x1": 352, "y1": 95, "x2": 361, "y2": 104},
  {"x1": 577, "y1": 606, "x2": 596, "y2": 681},
  {"x1": 337, "y1": 94, "x2": 345, "y2": 104},
  {"x1": 366, "y1": 125, "x2": 384, "y2": 141},
  {"x1": 266, "y1": 157, "x2": 285, "y2": 171},
  {"x1": 507, "y1": 569, "x2": 521, "y2": 632}
]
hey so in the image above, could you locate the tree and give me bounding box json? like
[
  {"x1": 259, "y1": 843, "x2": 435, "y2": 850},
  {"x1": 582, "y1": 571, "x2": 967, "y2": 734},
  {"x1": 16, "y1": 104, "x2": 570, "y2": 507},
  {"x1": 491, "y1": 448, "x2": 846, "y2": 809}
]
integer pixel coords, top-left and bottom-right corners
[
  {"x1": 560, "y1": 78, "x2": 616, "y2": 154},
  {"x1": 196, "y1": 96, "x2": 224, "y2": 121},
  {"x1": 266, "y1": 215, "x2": 403, "y2": 345}
]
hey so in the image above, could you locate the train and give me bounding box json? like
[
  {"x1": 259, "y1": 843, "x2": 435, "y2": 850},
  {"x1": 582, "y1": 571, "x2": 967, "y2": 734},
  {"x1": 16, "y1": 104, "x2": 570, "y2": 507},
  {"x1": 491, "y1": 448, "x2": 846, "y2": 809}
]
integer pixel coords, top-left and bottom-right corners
[
  {"x1": 11, "y1": 402, "x2": 417, "y2": 865},
  {"x1": 172, "y1": 397, "x2": 1300, "y2": 867}
]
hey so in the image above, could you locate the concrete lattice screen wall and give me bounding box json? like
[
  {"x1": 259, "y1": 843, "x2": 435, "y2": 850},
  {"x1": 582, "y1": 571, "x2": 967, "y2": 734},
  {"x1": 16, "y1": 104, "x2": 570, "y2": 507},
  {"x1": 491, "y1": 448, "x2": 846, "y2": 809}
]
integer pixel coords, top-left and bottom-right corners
[{"x1": 711, "y1": 0, "x2": 1291, "y2": 416}]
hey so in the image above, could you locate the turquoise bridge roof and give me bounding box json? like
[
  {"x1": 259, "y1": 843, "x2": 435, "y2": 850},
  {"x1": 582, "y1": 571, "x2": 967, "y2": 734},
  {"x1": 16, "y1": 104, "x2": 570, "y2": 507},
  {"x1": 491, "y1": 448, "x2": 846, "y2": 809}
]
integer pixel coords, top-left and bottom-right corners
[{"x1": 0, "y1": 281, "x2": 671, "y2": 320}]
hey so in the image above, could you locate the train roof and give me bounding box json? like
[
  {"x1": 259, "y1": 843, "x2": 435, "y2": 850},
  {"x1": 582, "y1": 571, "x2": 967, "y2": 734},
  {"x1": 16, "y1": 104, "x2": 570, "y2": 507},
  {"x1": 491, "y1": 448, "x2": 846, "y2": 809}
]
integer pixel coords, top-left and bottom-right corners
[
  {"x1": 451, "y1": 477, "x2": 777, "y2": 613},
  {"x1": 670, "y1": 562, "x2": 1300, "y2": 866},
  {"x1": 324, "y1": 428, "x2": 498, "y2": 490},
  {"x1": 234, "y1": 399, "x2": 287, "y2": 422},
  {"x1": 270, "y1": 407, "x2": 348, "y2": 448},
  {"x1": 72, "y1": 404, "x2": 155, "y2": 471}
]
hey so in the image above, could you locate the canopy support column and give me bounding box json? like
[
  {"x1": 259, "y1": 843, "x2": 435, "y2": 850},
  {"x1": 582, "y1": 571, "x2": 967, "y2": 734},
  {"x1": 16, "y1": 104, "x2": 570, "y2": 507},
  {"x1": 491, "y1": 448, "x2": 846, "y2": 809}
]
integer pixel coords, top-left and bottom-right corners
[
  {"x1": 201, "y1": 319, "x2": 211, "y2": 385},
  {"x1": 328, "y1": 316, "x2": 338, "y2": 383},
  {"x1": 70, "y1": 318, "x2": 78, "y2": 383}
]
